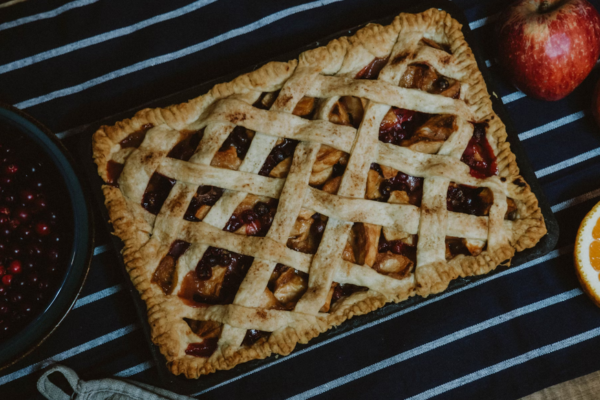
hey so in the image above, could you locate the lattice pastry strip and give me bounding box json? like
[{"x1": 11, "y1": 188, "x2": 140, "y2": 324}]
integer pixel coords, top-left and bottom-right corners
[{"x1": 92, "y1": 8, "x2": 547, "y2": 379}]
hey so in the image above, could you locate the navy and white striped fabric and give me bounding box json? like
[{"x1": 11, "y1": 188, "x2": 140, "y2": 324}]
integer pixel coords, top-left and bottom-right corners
[{"x1": 2, "y1": 0, "x2": 600, "y2": 398}]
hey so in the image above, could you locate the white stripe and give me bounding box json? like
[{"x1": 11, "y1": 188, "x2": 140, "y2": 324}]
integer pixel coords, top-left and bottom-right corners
[
  {"x1": 114, "y1": 361, "x2": 154, "y2": 377},
  {"x1": 502, "y1": 90, "x2": 526, "y2": 104},
  {"x1": 552, "y1": 188, "x2": 600, "y2": 213},
  {"x1": 407, "y1": 326, "x2": 600, "y2": 400},
  {"x1": 73, "y1": 284, "x2": 123, "y2": 309},
  {"x1": 193, "y1": 246, "x2": 569, "y2": 396},
  {"x1": 0, "y1": 0, "x2": 218, "y2": 75},
  {"x1": 0, "y1": 324, "x2": 138, "y2": 386},
  {"x1": 519, "y1": 111, "x2": 585, "y2": 141},
  {"x1": 536, "y1": 147, "x2": 600, "y2": 178},
  {"x1": 93, "y1": 244, "x2": 110, "y2": 256},
  {"x1": 0, "y1": 0, "x2": 99, "y2": 32},
  {"x1": 468, "y1": 13, "x2": 497, "y2": 30},
  {"x1": 14, "y1": 0, "x2": 345, "y2": 109},
  {"x1": 287, "y1": 289, "x2": 583, "y2": 400}
]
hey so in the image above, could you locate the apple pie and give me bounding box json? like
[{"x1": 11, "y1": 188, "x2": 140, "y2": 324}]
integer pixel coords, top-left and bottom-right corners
[{"x1": 92, "y1": 8, "x2": 546, "y2": 378}]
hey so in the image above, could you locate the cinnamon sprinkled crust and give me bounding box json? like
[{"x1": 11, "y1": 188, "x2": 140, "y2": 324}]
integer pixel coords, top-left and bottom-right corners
[{"x1": 92, "y1": 8, "x2": 546, "y2": 378}]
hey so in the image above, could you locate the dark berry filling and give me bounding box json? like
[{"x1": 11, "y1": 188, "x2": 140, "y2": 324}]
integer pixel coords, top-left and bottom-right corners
[
  {"x1": 106, "y1": 160, "x2": 124, "y2": 187},
  {"x1": 446, "y1": 184, "x2": 492, "y2": 216},
  {"x1": 0, "y1": 132, "x2": 72, "y2": 341},
  {"x1": 118, "y1": 124, "x2": 153, "y2": 148},
  {"x1": 185, "y1": 338, "x2": 219, "y2": 358},
  {"x1": 371, "y1": 164, "x2": 423, "y2": 206},
  {"x1": 379, "y1": 108, "x2": 430, "y2": 146},
  {"x1": 224, "y1": 200, "x2": 277, "y2": 236},
  {"x1": 378, "y1": 235, "x2": 417, "y2": 263},
  {"x1": 355, "y1": 57, "x2": 389, "y2": 80},
  {"x1": 446, "y1": 237, "x2": 472, "y2": 258},
  {"x1": 141, "y1": 173, "x2": 176, "y2": 215},
  {"x1": 167, "y1": 130, "x2": 204, "y2": 161},
  {"x1": 220, "y1": 126, "x2": 252, "y2": 159},
  {"x1": 461, "y1": 122, "x2": 498, "y2": 179},
  {"x1": 180, "y1": 247, "x2": 254, "y2": 305},
  {"x1": 242, "y1": 329, "x2": 270, "y2": 347},
  {"x1": 331, "y1": 284, "x2": 368, "y2": 305},
  {"x1": 258, "y1": 139, "x2": 299, "y2": 176},
  {"x1": 184, "y1": 186, "x2": 224, "y2": 222}
]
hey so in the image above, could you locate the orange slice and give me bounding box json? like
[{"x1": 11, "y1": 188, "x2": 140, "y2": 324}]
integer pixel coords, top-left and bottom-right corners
[{"x1": 574, "y1": 201, "x2": 600, "y2": 307}]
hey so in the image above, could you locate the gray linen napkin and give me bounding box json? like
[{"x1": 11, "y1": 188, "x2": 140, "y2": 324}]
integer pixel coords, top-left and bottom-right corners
[{"x1": 37, "y1": 365, "x2": 194, "y2": 400}]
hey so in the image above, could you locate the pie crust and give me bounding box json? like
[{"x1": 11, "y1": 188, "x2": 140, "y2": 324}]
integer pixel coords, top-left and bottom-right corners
[{"x1": 92, "y1": 8, "x2": 547, "y2": 378}]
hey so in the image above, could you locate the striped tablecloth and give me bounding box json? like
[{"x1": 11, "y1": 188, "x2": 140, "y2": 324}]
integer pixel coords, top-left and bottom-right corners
[{"x1": 2, "y1": 0, "x2": 600, "y2": 398}]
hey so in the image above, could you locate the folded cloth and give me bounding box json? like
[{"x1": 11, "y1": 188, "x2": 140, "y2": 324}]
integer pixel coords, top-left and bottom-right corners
[{"x1": 37, "y1": 365, "x2": 193, "y2": 400}]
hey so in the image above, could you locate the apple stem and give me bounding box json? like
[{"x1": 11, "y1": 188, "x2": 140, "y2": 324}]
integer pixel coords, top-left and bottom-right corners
[{"x1": 539, "y1": 0, "x2": 551, "y2": 13}]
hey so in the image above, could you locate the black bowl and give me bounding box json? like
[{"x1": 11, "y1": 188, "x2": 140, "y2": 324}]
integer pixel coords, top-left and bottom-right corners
[{"x1": 0, "y1": 103, "x2": 94, "y2": 369}]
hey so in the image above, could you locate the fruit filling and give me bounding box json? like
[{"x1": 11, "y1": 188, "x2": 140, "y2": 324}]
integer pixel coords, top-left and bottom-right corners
[
  {"x1": 106, "y1": 160, "x2": 124, "y2": 186},
  {"x1": 590, "y1": 217, "x2": 600, "y2": 271},
  {"x1": 184, "y1": 186, "x2": 225, "y2": 222},
  {"x1": 445, "y1": 237, "x2": 486, "y2": 260},
  {"x1": 379, "y1": 107, "x2": 456, "y2": 154},
  {"x1": 0, "y1": 134, "x2": 72, "y2": 341},
  {"x1": 367, "y1": 163, "x2": 423, "y2": 206},
  {"x1": 461, "y1": 122, "x2": 498, "y2": 179},
  {"x1": 446, "y1": 183, "x2": 493, "y2": 216},
  {"x1": 179, "y1": 247, "x2": 254, "y2": 306},
  {"x1": 118, "y1": 123, "x2": 154, "y2": 148},
  {"x1": 152, "y1": 240, "x2": 191, "y2": 294},
  {"x1": 258, "y1": 139, "x2": 299, "y2": 176},
  {"x1": 400, "y1": 63, "x2": 460, "y2": 98},
  {"x1": 141, "y1": 172, "x2": 176, "y2": 215},
  {"x1": 224, "y1": 197, "x2": 278, "y2": 236},
  {"x1": 287, "y1": 211, "x2": 327, "y2": 254},
  {"x1": 328, "y1": 96, "x2": 365, "y2": 129},
  {"x1": 355, "y1": 57, "x2": 389, "y2": 80},
  {"x1": 167, "y1": 130, "x2": 204, "y2": 161},
  {"x1": 242, "y1": 329, "x2": 270, "y2": 347}
]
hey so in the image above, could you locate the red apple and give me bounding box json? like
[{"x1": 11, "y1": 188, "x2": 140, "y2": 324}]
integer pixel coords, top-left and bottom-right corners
[{"x1": 496, "y1": 0, "x2": 600, "y2": 101}]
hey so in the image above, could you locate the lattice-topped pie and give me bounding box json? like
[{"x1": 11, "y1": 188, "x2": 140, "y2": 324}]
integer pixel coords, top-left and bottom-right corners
[{"x1": 93, "y1": 8, "x2": 546, "y2": 378}]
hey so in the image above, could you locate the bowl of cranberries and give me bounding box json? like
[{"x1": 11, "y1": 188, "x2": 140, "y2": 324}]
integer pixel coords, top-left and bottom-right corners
[{"x1": 0, "y1": 104, "x2": 93, "y2": 369}]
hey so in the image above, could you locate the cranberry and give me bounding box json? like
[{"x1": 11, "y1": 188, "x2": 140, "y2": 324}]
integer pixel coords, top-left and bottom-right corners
[
  {"x1": 0, "y1": 207, "x2": 9, "y2": 215},
  {"x1": 19, "y1": 190, "x2": 35, "y2": 203},
  {"x1": 4, "y1": 164, "x2": 18, "y2": 175},
  {"x1": 35, "y1": 221, "x2": 50, "y2": 236},
  {"x1": 1, "y1": 227, "x2": 12, "y2": 238},
  {"x1": 0, "y1": 303, "x2": 9, "y2": 315},
  {"x1": 0, "y1": 216, "x2": 8, "y2": 226},
  {"x1": 2, "y1": 275, "x2": 12, "y2": 286},
  {"x1": 0, "y1": 286, "x2": 5, "y2": 296},
  {"x1": 254, "y1": 202, "x2": 270, "y2": 216},
  {"x1": 14, "y1": 208, "x2": 29, "y2": 222},
  {"x1": 9, "y1": 260, "x2": 21, "y2": 275}
]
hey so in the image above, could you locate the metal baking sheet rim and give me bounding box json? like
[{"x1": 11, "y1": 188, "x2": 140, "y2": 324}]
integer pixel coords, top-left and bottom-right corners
[{"x1": 77, "y1": 0, "x2": 559, "y2": 394}]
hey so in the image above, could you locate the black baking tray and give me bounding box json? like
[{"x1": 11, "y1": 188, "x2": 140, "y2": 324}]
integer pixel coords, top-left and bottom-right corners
[{"x1": 75, "y1": 0, "x2": 559, "y2": 395}]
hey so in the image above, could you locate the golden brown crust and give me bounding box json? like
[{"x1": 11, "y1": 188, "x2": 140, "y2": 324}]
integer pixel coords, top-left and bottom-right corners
[{"x1": 92, "y1": 8, "x2": 546, "y2": 379}]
